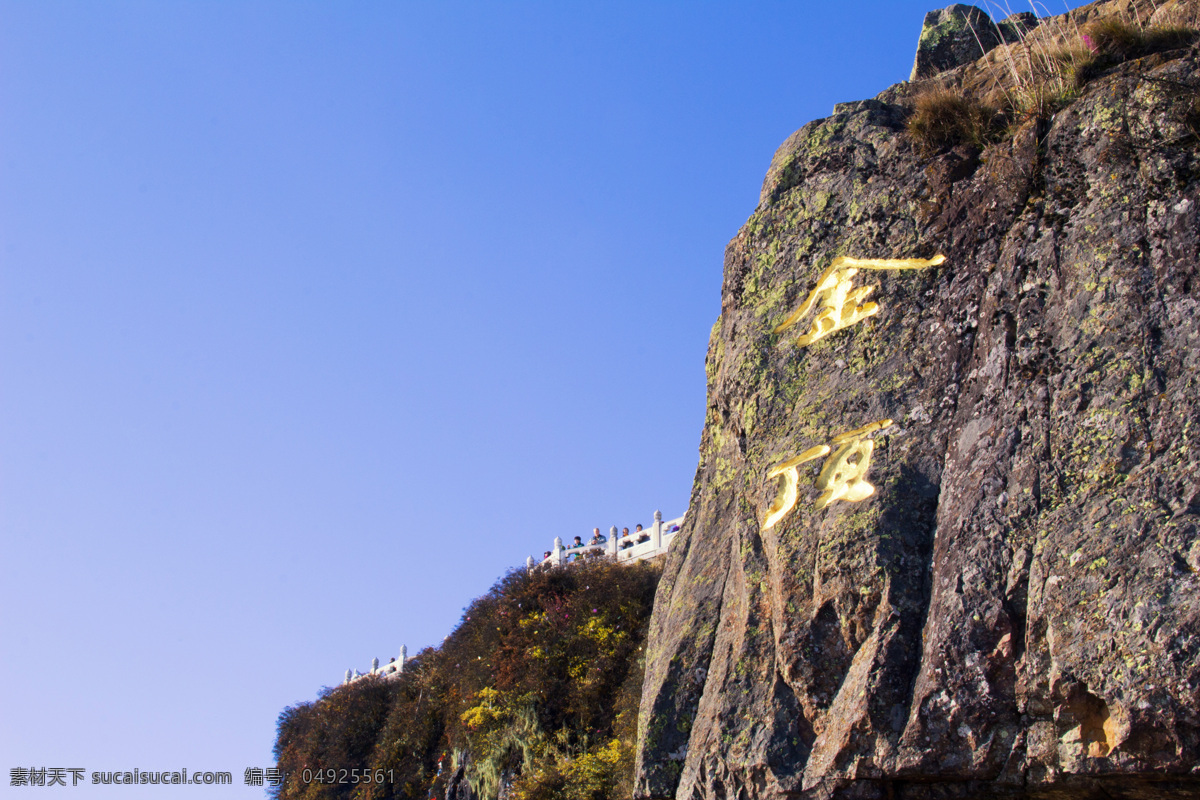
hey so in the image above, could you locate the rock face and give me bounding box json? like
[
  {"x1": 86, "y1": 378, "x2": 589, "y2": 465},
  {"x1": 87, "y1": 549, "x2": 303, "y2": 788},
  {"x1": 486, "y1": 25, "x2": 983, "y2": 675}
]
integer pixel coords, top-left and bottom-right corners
[
  {"x1": 446, "y1": 766, "x2": 476, "y2": 800},
  {"x1": 910, "y1": 5, "x2": 1037, "y2": 81},
  {"x1": 634, "y1": 4, "x2": 1200, "y2": 799}
]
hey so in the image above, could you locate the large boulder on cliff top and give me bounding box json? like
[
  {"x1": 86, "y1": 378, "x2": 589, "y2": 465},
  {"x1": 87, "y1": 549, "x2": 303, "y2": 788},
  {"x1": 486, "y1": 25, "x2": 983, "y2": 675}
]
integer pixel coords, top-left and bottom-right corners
[{"x1": 910, "y1": 4, "x2": 1038, "y2": 80}]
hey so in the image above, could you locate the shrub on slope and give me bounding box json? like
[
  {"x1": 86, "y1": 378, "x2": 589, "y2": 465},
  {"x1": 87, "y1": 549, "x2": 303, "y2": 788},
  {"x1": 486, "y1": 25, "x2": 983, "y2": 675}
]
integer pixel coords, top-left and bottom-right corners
[{"x1": 274, "y1": 558, "x2": 661, "y2": 800}]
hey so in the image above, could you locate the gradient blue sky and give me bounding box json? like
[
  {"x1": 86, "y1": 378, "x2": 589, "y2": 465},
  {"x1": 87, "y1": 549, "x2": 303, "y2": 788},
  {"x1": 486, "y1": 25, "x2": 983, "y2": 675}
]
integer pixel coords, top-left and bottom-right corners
[{"x1": 1, "y1": 2, "x2": 1086, "y2": 797}]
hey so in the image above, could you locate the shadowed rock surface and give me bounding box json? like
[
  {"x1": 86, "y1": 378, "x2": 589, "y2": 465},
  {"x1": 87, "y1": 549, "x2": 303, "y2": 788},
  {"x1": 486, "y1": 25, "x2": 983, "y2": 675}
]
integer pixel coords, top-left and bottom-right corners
[{"x1": 634, "y1": 2, "x2": 1200, "y2": 798}]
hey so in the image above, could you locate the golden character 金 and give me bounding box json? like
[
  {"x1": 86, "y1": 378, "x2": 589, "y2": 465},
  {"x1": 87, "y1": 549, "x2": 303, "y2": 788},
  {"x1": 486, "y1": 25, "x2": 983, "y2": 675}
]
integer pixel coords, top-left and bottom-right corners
[{"x1": 775, "y1": 255, "x2": 945, "y2": 347}]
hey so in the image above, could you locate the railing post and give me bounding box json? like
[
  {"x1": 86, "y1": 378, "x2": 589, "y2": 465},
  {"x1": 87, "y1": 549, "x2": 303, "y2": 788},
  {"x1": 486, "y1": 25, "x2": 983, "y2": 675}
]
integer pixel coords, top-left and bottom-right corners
[
  {"x1": 553, "y1": 536, "x2": 565, "y2": 565},
  {"x1": 345, "y1": 668, "x2": 352, "y2": 685},
  {"x1": 526, "y1": 555, "x2": 535, "y2": 571},
  {"x1": 608, "y1": 526, "x2": 618, "y2": 556},
  {"x1": 371, "y1": 657, "x2": 380, "y2": 674},
  {"x1": 399, "y1": 645, "x2": 407, "y2": 673},
  {"x1": 651, "y1": 510, "x2": 663, "y2": 552}
]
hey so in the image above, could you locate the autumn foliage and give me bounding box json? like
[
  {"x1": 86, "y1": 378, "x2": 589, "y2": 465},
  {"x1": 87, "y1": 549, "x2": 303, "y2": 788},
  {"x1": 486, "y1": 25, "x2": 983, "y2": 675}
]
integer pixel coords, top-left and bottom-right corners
[{"x1": 273, "y1": 558, "x2": 661, "y2": 800}]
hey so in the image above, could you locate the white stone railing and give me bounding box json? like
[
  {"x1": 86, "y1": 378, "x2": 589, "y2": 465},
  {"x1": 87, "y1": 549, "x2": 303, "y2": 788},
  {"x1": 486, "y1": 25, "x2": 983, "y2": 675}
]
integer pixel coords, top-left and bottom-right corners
[
  {"x1": 343, "y1": 511, "x2": 684, "y2": 685},
  {"x1": 343, "y1": 645, "x2": 407, "y2": 685},
  {"x1": 525, "y1": 509, "x2": 685, "y2": 570}
]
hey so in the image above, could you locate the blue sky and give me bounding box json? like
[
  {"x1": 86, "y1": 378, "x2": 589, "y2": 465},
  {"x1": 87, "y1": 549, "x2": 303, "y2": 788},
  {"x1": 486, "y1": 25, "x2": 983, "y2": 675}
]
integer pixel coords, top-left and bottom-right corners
[{"x1": 1, "y1": 2, "x2": 1086, "y2": 797}]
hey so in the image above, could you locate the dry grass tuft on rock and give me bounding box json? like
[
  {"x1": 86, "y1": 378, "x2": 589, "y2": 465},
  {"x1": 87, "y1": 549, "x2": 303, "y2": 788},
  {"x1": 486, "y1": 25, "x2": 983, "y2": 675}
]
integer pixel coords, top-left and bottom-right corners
[
  {"x1": 906, "y1": 87, "x2": 1002, "y2": 156},
  {"x1": 1068, "y1": 17, "x2": 1198, "y2": 85},
  {"x1": 955, "y1": 4, "x2": 1200, "y2": 126},
  {"x1": 1084, "y1": 17, "x2": 1157, "y2": 58},
  {"x1": 1087, "y1": 16, "x2": 1195, "y2": 58}
]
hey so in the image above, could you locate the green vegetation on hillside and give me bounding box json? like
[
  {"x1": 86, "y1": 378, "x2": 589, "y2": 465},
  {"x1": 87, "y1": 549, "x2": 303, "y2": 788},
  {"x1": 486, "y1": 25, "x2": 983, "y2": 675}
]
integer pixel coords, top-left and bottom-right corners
[{"x1": 273, "y1": 558, "x2": 661, "y2": 800}]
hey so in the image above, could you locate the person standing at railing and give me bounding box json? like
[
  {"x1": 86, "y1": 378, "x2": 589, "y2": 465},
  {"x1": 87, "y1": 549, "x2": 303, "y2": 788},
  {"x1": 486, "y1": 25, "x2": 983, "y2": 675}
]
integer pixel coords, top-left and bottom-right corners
[
  {"x1": 619, "y1": 527, "x2": 634, "y2": 550},
  {"x1": 586, "y1": 527, "x2": 607, "y2": 559},
  {"x1": 635, "y1": 523, "x2": 649, "y2": 544}
]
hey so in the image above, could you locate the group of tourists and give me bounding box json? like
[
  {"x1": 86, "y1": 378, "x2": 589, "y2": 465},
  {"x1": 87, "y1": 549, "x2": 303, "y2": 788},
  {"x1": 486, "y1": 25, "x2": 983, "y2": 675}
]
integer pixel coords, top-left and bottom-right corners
[
  {"x1": 537, "y1": 524, "x2": 655, "y2": 564},
  {"x1": 580, "y1": 524, "x2": 651, "y2": 551}
]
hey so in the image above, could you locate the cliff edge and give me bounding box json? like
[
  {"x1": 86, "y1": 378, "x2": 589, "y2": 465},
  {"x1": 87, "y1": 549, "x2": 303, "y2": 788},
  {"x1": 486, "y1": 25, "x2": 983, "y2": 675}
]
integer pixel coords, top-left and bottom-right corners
[{"x1": 634, "y1": 2, "x2": 1200, "y2": 798}]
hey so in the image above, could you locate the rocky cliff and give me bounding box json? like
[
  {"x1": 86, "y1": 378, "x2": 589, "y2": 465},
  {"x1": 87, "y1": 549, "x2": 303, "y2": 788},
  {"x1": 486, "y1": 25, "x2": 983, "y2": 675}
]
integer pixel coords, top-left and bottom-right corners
[{"x1": 633, "y1": 2, "x2": 1200, "y2": 799}]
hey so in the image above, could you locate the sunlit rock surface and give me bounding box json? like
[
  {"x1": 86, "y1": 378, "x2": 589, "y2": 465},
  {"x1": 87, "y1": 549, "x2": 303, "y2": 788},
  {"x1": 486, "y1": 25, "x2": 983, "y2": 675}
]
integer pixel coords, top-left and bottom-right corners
[
  {"x1": 634, "y1": 2, "x2": 1200, "y2": 798},
  {"x1": 910, "y1": 4, "x2": 1037, "y2": 81}
]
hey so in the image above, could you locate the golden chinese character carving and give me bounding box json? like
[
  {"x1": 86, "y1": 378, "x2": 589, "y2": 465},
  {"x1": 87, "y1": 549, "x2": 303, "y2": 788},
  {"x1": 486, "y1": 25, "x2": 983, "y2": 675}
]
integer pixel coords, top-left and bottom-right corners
[
  {"x1": 814, "y1": 419, "x2": 891, "y2": 509},
  {"x1": 763, "y1": 419, "x2": 893, "y2": 529},
  {"x1": 763, "y1": 444, "x2": 830, "y2": 530},
  {"x1": 774, "y1": 255, "x2": 945, "y2": 347}
]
